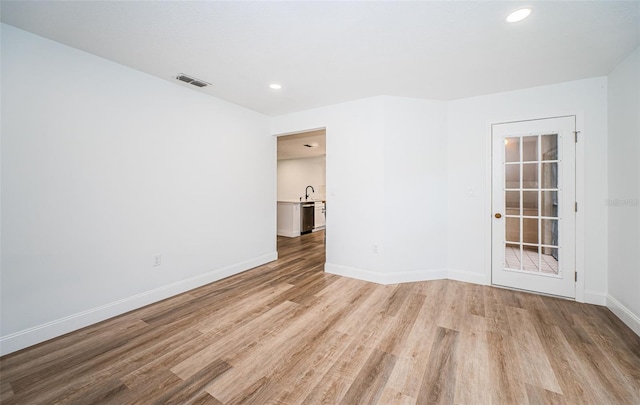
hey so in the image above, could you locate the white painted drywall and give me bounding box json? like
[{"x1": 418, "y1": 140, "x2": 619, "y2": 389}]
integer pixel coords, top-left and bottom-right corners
[
  {"x1": 273, "y1": 97, "x2": 387, "y2": 279},
  {"x1": 325, "y1": 97, "x2": 388, "y2": 277},
  {"x1": 607, "y1": 47, "x2": 640, "y2": 334},
  {"x1": 277, "y1": 156, "x2": 326, "y2": 201},
  {"x1": 382, "y1": 97, "x2": 448, "y2": 281},
  {"x1": 0, "y1": 24, "x2": 276, "y2": 355},
  {"x1": 273, "y1": 79, "x2": 609, "y2": 300},
  {"x1": 447, "y1": 77, "x2": 609, "y2": 302},
  {"x1": 272, "y1": 96, "x2": 448, "y2": 283}
]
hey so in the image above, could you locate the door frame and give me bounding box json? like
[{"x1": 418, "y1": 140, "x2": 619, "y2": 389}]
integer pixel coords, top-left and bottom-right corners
[
  {"x1": 274, "y1": 126, "x2": 328, "y2": 248},
  {"x1": 485, "y1": 112, "x2": 585, "y2": 302}
]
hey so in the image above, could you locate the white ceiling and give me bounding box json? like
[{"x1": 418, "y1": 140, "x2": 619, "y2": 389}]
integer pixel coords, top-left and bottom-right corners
[
  {"x1": 277, "y1": 129, "x2": 326, "y2": 160},
  {"x1": 1, "y1": 1, "x2": 638, "y2": 116}
]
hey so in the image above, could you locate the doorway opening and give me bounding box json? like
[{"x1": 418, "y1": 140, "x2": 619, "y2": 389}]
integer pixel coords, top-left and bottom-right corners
[{"x1": 275, "y1": 129, "x2": 327, "y2": 254}]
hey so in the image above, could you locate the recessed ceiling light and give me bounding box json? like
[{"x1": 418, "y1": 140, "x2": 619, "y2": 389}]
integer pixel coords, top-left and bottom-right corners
[
  {"x1": 269, "y1": 83, "x2": 282, "y2": 90},
  {"x1": 506, "y1": 8, "x2": 532, "y2": 23}
]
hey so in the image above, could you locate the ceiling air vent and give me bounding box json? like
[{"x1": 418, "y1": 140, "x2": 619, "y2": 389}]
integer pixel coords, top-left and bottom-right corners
[{"x1": 176, "y1": 73, "x2": 210, "y2": 88}]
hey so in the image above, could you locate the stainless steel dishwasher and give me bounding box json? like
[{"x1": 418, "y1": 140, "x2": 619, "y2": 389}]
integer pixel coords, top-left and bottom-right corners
[{"x1": 300, "y1": 202, "x2": 315, "y2": 235}]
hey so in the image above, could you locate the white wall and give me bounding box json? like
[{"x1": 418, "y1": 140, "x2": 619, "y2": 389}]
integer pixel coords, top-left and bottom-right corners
[
  {"x1": 0, "y1": 24, "x2": 276, "y2": 355},
  {"x1": 447, "y1": 77, "x2": 609, "y2": 303},
  {"x1": 382, "y1": 97, "x2": 448, "y2": 281},
  {"x1": 273, "y1": 97, "x2": 387, "y2": 276},
  {"x1": 273, "y1": 81, "x2": 609, "y2": 299},
  {"x1": 607, "y1": 47, "x2": 640, "y2": 335},
  {"x1": 272, "y1": 96, "x2": 448, "y2": 283},
  {"x1": 277, "y1": 156, "x2": 326, "y2": 201}
]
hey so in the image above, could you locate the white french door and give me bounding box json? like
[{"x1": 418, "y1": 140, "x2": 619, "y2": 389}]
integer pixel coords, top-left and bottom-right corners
[{"x1": 492, "y1": 116, "x2": 576, "y2": 298}]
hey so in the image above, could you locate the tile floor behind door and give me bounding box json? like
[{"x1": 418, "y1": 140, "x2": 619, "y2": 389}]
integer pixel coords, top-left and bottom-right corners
[{"x1": 505, "y1": 246, "x2": 559, "y2": 274}]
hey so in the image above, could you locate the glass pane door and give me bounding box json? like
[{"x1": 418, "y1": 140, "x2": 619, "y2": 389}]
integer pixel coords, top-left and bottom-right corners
[
  {"x1": 491, "y1": 116, "x2": 576, "y2": 298},
  {"x1": 504, "y1": 134, "x2": 560, "y2": 276}
]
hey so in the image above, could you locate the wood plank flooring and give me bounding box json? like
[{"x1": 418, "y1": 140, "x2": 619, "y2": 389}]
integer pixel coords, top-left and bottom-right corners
[{"x1": 1, "y1": 230, "x2": 639, "y2": 404}]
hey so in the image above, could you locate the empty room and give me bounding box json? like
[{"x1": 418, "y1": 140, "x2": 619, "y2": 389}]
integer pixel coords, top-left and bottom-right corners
[{"x1": 1, "y1": 1, "x2": 639, "y2": 404}]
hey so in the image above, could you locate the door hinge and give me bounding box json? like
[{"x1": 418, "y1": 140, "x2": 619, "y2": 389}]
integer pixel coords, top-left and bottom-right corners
[
  {"x1": 575, "y1": 202, "x2": 578, "y2": 212},
  {"x1": 574, "y1": 131, "x2": 581, "y2": 143},
  {"x1": 575, "y1": 272, "x2": 578, "y2": 282}
]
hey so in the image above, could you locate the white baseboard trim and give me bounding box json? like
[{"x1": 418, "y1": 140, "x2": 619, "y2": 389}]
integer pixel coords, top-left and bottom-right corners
[
  {"x1": 325, "y1": 263, "x2": 448, "y2": 285},
  {"x1": 387, "y1": 268, "x2": 448, "y2": 284},
  {"x1": 325, "y1": 263, "x2": 388, "y2": 284},
  {"x1": 447, "y1": 269, "x2": 488, "y2": 285},
  {"x1": 277, "y1": 230, "x2": 300, "y2": 238},
  {"x1": 0, "y1": 252, "x2": 277, "y2": 356},
  {"x1": 607, "y1": 295, "x2": 640, "y2": 337},
  {"x1": 584, "y1": 290, "x2": 607, "y2": 306}
]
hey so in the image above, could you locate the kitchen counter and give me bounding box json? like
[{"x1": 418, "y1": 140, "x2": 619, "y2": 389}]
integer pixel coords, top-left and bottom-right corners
[
  {"x1": 277, "y1": 199, "x2": 325, "y2": 204},
  {"x1": 277, "y1": 200, "x2": 326, "y2": 237}
]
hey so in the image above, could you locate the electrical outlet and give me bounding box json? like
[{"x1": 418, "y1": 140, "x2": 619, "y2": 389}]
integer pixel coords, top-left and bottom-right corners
[
  {"x1": 372, "y1": 244, "x2": 379, "y2": 254},
  {"x1": 153, "y1": 254, "x2": 162, "y2": 266}
]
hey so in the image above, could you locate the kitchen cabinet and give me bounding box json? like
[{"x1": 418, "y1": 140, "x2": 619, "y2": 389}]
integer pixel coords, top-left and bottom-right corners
[
  {"x1": 313, "y1": 201, "x2": 325, "y2": 230},
  {"x1": 278, "y1": 200, "x2": 326, "y2": 237},
  {"x1": 277, "y1": 202, "x2": 301, "y2": 237}
]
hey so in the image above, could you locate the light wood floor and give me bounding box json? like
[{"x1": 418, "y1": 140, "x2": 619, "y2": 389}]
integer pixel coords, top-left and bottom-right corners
[{"x1": 1, "y1": 230, "x2": 639, "y2": 404}]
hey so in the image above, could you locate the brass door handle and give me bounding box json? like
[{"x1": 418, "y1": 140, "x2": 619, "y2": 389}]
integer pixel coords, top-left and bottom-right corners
[{"x1": 495, "y1": 213, "x2": 502, "y2": 219}]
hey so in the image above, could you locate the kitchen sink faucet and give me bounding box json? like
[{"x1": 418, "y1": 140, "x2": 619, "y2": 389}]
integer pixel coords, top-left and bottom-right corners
[{"x1": 305, "y1": 185, "x2": 315, "y2": 200}]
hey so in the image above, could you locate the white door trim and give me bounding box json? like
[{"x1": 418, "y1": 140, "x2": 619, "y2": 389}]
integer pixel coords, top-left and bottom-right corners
[{"x1": 485, "y1": 112, "x2": 585, "y2": 303}]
